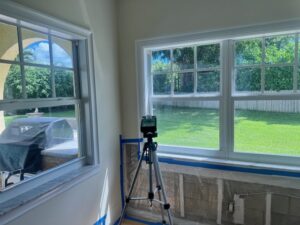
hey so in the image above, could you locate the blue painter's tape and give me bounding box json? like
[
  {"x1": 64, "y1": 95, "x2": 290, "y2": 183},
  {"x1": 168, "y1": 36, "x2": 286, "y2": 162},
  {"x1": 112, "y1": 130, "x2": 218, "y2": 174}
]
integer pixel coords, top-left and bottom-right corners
[
  {"x1": 158, "y1": 157, "x2": 300, "y2": 178},
  {"x1": 137, "y1": 141, "x2": 141, "y2": 160},
  {"x1": 94, "y1": 214, "x2": 107, "y2": 225},
  {"x1": 113, "y1": 218, "x2": 120, "y2": 225},
  {"x1": 125, "y1": 215, "x2": 164, "y2": 225},
  {"x1": 121, "y1": 138, "x2": 143, "y2": 144},
  {"x1": 119, "y1": 135, "x2": 125, "y2": 209}
]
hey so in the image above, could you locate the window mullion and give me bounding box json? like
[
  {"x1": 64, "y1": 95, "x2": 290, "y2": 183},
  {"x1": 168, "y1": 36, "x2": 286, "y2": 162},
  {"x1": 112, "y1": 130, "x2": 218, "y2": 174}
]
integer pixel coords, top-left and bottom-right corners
[
  {"x1": 147, "y1": 51, "x2": 153, "y2": 115},
  {"x1": 48, "y1": 34, "x2": 56, "y2": 98},
  {"x1": 170, "y1": 48, "x2": 174, "y2": 96},
  {"x1": 194, "y1": 46, "x2": 197, "y2": 94},
  {"x1": 294, "y1": 34, "x2": 299, "y2": 92},
  {"x1": 72, "y1": 41, "x2": 81, "y2": 100},
  {"x1": 16, "y1": 24, "x2": 26, "y2": 99},
  {"x1": 220, "y1": 40, "x2": 234, "y2": 158},
  {"x1": 261, "y1": 37, "x2": 266, "y2": 93}
]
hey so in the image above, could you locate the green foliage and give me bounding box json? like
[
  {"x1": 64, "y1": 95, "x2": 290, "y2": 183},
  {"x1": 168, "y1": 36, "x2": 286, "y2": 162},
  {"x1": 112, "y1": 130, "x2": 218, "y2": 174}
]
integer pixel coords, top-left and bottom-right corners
[
  {"x1": 174, "y1": 72, "x2": 193, "y2": 93},
  {"x1": 235, "y1": 39, "x2": 262, "y2": 65},
  {"x1": 152, "y1": 60, "x2": 170, "y2": 73},
  {"x1": 152, "y1": 35, "x2": 297, "y2": 93},
  {"x1": 4, "y1": 65, "x2": 74, "y2": 99},
  {"x1": 236, "y1": 68, "x2": 261, "y2": 91},
  {"x1": 4, "y1": 65, "x2": 22, "y2": 99},
  {"x1": 25, "y1": 66, "x2": 51, "y2": 98},
  {"x1": 173, "y1": 47, "x2": 194, "y2": 70},
  {"x1": 153, "y1": 74, "x2": 172, "y2": 94},
  {"x1": 265, "y1": 67, "x2": 293, "y2": 91},
  {"x1": 265, "y1": 35, "x2": 295, "y2": 64},
  {"x1": 54, "y1": 69, "x2": 74, "y2": 97},
  {"x1": 197, "y1": 44, "x2": 220, "y2": 68},
  {"x1": 151, "y1": 50, "x2": 171, "y2": 73},
  {"x1": 197, "y1": 71, "x2": 220, "y2": 92}
]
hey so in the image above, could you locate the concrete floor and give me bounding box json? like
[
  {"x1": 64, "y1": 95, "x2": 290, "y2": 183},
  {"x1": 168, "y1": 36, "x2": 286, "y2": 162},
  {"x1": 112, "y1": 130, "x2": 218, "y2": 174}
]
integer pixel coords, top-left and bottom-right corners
[{"x1": 122, "y1": 221, "x2": 143, "y2": 225}]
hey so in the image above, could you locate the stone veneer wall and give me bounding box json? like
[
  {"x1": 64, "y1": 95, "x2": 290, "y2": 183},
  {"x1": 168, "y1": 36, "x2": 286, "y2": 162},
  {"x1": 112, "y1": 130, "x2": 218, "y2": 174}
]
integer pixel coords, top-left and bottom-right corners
[{"x1": 123, "y1": 144, "x2": 300, "y2": 225}]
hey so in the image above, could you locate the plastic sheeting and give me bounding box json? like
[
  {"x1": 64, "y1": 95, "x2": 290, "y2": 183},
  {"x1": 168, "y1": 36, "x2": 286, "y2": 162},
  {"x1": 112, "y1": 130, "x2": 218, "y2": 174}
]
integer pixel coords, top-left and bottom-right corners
[{"x1": 0, "y1": 117, "x2": 73, "y2": 173}]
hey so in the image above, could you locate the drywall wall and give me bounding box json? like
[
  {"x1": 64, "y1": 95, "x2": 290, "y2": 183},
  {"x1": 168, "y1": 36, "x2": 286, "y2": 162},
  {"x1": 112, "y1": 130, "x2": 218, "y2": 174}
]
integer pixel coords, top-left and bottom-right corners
[
  {"x1": 117, "y1": 4, "x2": 300, "y2": 222},
  {"x1": 124, "y1": 144, "x2": 300, "y2": 225},
  {"x1": 118, "y1": 0, "x2": 300, "y2": 137},
  {"x1": 3, "y1": 0, "x2": 122, "y2": 224}
]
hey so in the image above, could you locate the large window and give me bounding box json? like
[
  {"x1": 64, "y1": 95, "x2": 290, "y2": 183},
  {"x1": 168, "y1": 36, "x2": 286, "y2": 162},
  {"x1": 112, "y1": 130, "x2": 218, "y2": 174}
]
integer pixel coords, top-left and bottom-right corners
[
  {"x1": 0, "y1": 12, "x2": 95, "y2": 192},
  {"x1": 144, "y1": 30, "x2": 300, "y2": 165}
]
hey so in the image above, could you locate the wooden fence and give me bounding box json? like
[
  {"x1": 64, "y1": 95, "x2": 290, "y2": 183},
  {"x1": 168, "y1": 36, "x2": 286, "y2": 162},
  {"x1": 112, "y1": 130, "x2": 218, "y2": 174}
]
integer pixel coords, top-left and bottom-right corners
[{"x1": 154, "y1": 100, "x2": 300, "y2": 113}]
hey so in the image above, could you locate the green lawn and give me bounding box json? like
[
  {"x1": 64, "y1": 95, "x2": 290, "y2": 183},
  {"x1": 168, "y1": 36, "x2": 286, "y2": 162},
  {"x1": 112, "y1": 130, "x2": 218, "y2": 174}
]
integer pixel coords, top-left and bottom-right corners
[{"x1": 154, "y1": 106, "x2": 300, "y2": 156}]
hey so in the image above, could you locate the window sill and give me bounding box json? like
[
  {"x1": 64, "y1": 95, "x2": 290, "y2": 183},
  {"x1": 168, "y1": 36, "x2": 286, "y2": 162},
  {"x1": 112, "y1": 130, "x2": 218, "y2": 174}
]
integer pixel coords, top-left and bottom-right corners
[
  {"x1": 0, "y1": 165, "x2": 100, "y2": 224},
  {"x1": 157, "y1": 152, "x2": 300, "y2": 178}
]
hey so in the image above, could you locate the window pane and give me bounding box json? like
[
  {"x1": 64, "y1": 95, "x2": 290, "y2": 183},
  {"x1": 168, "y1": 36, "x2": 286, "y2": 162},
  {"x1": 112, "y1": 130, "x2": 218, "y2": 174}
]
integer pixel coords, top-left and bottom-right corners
[
  {"x1": 25, "y1": 66, "x2": 51, "y2": 98},
  {"x1": 173, "y1": 47, "x2": 194, "y2": 70},
  {"x1": 197, "y1": 44, "x2": 220, "y2": 68},
  {"x1": 54, "y1": 69, "x2": 74, "y2": 97},
  {"x1": 298, "y1": 67, "x2": 300, "y2": 90},
  {"x1": 0, "y1": 22, "x2": 19, "y2": 61},
  {"x1": 0, "y1": 105, "x2": 79, "y2": 190},
  {"x1": 153, "y1": 100, "x2": 219, "y2": 149},
  {"x1": 52, "y1": 36, "x2": 74, "y2": 68},
  {"x1": 151, "y1": 50, "x2": 171, "y2": 73},
  {"x1": 235, "y1": 38, "x2": 262, "y2": 65},
  {"x1": 22, "y1": 28, "x2": 50, "y2": 65},
  {"x1": 235, "y1": 100, "x2": 300, "y2": 156},
  {"x1": 174, "y1": 72, "x2": 193, "y2": 94},
  {"x1": 265, "y1": 35, "x2": 295, "y2": 64},
  {"x1": 235, "y1": 67, "x2": 261, "y2": 92},
  {"x1": 265, "y1": 66, "x2": 293, "y2": 92},
  {"x1": 1, "y1": 63, "x2": 22, "y2": 100},
  {"x1": 197, "y1": 71, "x2": 220, "y2": 93},
  {"x1": 153, "y1": 73, "x2": 171, "y2": 95}
]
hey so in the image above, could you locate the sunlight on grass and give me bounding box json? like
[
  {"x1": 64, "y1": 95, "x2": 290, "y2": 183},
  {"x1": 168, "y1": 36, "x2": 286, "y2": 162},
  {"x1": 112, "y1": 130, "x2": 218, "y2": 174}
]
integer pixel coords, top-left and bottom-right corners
[
  {"x1": 154, "y1": 105, "x2": 300, "y2": 156},
  {"x1": 235, "y1": 110, "x2": 300, "y2": 155},
  {"x1": 154, "y1": 105, "x2": 219, "y2": 149}
]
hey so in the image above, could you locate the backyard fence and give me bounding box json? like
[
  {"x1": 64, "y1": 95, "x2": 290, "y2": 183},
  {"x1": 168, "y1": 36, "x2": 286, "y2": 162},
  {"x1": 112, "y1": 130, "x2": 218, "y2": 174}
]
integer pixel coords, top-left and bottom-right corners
[{"x1": 154, "y1": 100, "x2": 300, "y2": 113}]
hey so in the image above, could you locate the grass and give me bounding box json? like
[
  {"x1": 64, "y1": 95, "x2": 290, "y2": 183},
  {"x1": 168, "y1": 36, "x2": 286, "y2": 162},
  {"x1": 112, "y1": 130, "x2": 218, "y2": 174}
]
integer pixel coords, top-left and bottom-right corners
[{"x1": 154, "y1": 106, "x2": 300, "y2": 156}]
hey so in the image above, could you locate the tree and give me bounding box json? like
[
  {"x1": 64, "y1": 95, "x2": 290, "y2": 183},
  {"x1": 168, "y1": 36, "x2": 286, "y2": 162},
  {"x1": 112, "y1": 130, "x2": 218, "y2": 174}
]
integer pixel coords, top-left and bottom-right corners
[{"x1": 4, "y1": 65, "x2": 74, "y2": 99}]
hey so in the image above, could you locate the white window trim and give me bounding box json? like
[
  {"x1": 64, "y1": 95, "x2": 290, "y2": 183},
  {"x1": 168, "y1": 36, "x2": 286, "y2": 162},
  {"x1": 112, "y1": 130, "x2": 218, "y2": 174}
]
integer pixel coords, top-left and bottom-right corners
[
  {"x1": 136, "y1": 18, "x2": 300, "y2": 167},
  {"x1": 0, "y1": 0, "x2": 99, "y2": 204}
]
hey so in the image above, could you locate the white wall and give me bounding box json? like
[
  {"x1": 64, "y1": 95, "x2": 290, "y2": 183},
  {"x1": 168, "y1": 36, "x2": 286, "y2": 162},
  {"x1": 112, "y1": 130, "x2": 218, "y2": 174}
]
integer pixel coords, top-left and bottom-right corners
[
  {"x1": 118, "y1": 0, "x2": 300, "y2": 137},
  {"x1": 5, "y1": 0, "x2": 122, "y2": 224}
]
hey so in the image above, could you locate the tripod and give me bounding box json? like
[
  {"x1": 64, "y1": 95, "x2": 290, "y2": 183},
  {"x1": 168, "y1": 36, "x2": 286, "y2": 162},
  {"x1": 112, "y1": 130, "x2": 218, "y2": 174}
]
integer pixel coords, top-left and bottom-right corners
[{"x1": 118, "y1": 135, "x2": 174, "y2": 225}]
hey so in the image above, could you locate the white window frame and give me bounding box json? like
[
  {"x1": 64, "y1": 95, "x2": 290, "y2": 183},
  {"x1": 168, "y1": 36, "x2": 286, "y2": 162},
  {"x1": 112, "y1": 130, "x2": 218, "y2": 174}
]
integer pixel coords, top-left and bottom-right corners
[
  {"x1": 137, "y1": 19, "x2": 300, "y2": 167},
  {"x1": 0, "y1": 1, "x2": 99, "y2": 203}
]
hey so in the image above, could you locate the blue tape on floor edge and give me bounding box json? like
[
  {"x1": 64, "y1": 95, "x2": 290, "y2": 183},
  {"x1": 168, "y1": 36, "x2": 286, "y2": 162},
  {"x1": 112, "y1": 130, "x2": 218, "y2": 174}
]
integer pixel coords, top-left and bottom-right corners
[
  {"x1": 94, "y1": 214, "x2": 107, "y2": 225},
  {"x1": 125, "y1": 215, "x2": 164, "y2": 225}
]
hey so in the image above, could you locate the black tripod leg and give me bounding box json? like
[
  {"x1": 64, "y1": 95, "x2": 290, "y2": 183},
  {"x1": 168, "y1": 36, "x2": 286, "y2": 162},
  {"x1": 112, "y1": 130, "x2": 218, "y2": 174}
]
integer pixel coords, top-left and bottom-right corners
[
  {"x1": 153, "y1": 151, "x2": 174, "y2": 225},
  {"x1": 118, "y1": 147, "x2": 146, "y2": 225},
  {"x1": 154, "y1": 160, "x2": 166, "y2": 224}
]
